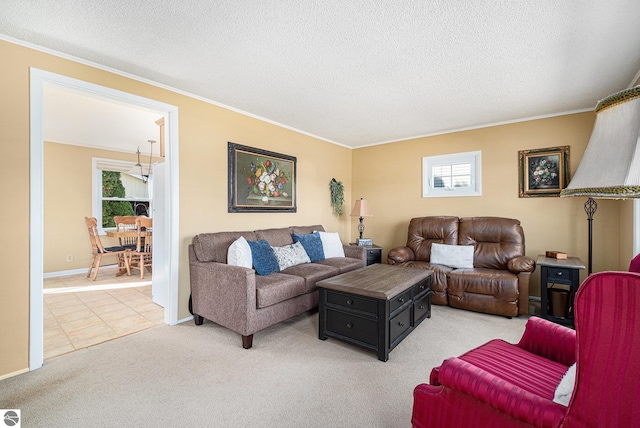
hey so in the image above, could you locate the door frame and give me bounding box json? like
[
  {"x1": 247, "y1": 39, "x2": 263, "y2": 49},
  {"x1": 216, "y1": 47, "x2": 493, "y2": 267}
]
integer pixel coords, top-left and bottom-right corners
[{"x1": 29, "y1": 68, "x2": 180, "y2": 370}]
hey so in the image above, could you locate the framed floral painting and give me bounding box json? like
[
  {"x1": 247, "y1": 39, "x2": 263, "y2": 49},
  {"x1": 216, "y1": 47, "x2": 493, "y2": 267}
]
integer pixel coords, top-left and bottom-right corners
[
  {"x1": 228, "y1": 142, "x2": 297, "y2": 212},
  {"x1": 518, "y1": 146, "x2": 569, "y2": 197}
]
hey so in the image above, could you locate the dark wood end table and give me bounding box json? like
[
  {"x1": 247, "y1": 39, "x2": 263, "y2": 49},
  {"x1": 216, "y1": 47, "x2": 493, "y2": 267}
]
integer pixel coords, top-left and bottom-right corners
[{"x1": 536, "y1": 255, "x2": 585, "y2": 328}]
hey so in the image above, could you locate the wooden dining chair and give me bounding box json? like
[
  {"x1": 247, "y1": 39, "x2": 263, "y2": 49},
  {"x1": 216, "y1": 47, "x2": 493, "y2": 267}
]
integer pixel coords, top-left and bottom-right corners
[
  {"x1": 113, "y1": 215, "x2": 139, "y2": 249},
  {"x1": 85, "y1": 217, "x2": 131, "y2": 280},
  {"x1": 129, "y1": 217, "x2": 153, "y2": 279}
]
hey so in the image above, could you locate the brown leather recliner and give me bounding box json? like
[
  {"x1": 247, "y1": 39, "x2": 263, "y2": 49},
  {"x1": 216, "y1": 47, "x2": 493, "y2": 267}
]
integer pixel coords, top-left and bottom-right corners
[{"x1": 387, "y1": 216, "x2": 535, "y2": 317}]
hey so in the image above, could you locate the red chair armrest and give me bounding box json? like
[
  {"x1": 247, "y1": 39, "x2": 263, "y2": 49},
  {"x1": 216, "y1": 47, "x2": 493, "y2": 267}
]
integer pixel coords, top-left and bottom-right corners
[{"x1": 517, "y1": 317, "x2": 576, "y2": 366}]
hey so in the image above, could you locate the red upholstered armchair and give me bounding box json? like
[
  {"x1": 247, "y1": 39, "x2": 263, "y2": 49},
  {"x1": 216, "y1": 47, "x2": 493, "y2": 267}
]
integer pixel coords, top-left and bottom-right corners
[{"x1": 412, "y1": 271, "x2": 640, "y2": 428}]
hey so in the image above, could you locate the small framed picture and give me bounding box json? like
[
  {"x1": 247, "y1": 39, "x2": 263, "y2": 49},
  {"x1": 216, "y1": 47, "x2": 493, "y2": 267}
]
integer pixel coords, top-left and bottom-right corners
[
  {"x1": 228, "y1": 142, "x2": 297, "y2": 212},
  {"x1": 518, "y1": 146, "x2": 570, "y2": 197}
]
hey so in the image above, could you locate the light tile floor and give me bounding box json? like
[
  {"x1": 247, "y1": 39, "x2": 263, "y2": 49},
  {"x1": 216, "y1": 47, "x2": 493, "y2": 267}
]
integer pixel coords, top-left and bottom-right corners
[{"x1": 43, "y1": 267, "x2": 164, "y2": 360}]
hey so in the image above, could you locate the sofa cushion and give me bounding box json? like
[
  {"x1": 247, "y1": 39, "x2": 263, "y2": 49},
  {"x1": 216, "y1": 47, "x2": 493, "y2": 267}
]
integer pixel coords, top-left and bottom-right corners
[
  {"x1": 271, "y1": 242, "x2": 311, "y2": 271},
  {"x1": 227, "y1": 236, "x2": 253, "y2": 268},
  {"x1": 193, "y1": 231, "x2": 257, "y2": 263},
  {"x1": 255, "y1": 273, "x2": 306, "y2": 308},
  {"x1": 316, "y1": 231, "x2": 345, "y2": 258},
  {"x1": 455, "y1": 339, "x2": 568, "y2": 399},
  {"x1": 292, "y1": 232, "x2": 325, "y2": 262},
  {"x1": 430, "y1": 243, "x2": 474, "y2": 269},
  {"x1": 280, "y1": 263, "x2": 338, "y2": 293},
  {"x1": 255, "y1": 227, "x2": 295, "y2": 247},
  {"x1": 447, "y1": 268, "x2": 519, "y2": 316},
  {"x1": 247, "y1": 240, "x2": 280, "y2": 276},
  {"x1": 290, "y1": 224, "x2": 325, "y2": 235},
  {"x1": 315, "y1": 257, "x2": 362, "y2": 274}
]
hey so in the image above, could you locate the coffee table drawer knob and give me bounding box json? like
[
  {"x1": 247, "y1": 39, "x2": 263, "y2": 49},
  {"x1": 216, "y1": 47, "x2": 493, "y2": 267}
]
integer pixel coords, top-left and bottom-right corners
[
  {"x1": 346, "y1": 299, "x2": 353, "y2": 305},
  {"x1": 346, "y1": 322, "x2": 353, "y2": 329},
  {"x1": 398, "y1": 297, "x2": 404, "y2": 303},
  {"x1": 398, "y1": 322, "x2": 404, "y2": 327},
  {"x1": 419, "y1": 305, "x2": 425, "y2": 310}
]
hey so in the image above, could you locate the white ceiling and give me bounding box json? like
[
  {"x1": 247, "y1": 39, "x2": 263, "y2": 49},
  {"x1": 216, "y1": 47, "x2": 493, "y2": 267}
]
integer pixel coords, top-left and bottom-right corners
[{"x1": 2, "y1": 1, "x2": 640, "y2": 148}]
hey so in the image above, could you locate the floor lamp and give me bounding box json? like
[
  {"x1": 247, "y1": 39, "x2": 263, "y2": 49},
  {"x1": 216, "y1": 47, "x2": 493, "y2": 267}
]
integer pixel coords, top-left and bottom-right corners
[{"x1": 560, "y1": 85, "x2": 640, "y2": 274}]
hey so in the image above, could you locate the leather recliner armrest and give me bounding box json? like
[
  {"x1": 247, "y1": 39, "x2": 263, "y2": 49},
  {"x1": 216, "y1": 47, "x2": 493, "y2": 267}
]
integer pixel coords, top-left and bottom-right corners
[
  {"x1": 387, "y1": 246, "x2": 415, "y2": 264},
  {"x1": 508, "y1": 256, "x2": 536, "y2": 273}
]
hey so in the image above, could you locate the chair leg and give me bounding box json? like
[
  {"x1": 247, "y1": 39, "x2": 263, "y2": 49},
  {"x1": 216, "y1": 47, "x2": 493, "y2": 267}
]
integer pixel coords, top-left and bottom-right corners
[
  {"x1": 87, "y1": 255, "x2": 96, "y2": 278},
  {"x1": 123, "y1": 252, "x2": 131, "y2": 276},
  {"x1": 93, "y1": 256, "x2": 102, "y2": 281}
]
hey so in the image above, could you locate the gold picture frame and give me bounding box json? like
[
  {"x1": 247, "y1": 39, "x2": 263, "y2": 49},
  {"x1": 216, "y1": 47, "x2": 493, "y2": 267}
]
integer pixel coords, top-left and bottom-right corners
[{"x1": 519, "y1": 146, "x2": 570, "y2": 198}]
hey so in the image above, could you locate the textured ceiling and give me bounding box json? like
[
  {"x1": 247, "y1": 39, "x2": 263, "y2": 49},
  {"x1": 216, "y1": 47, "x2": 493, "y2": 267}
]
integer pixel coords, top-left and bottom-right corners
[{"x1": 2, "y1": 1, "x2": 640, "y2": 148}]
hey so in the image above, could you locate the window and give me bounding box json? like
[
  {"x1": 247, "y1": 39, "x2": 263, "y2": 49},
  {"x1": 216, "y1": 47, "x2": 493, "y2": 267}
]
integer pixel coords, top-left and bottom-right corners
[
  {"x1": 423, "y1": 151, "x2": 482, "y2": 198},
  {"x1": 93, "y1": 158, "x2": 152, "y2": 232}
]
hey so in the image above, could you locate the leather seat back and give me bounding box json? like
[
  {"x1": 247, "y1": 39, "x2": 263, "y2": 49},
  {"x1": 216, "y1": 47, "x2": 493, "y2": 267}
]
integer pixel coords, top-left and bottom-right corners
[
  {"x1": 407, "y1": 216, "x2": 459, "y2": 262},
  {"x1": 458, "y1": 217, "x2": 525, "y2": 270}
]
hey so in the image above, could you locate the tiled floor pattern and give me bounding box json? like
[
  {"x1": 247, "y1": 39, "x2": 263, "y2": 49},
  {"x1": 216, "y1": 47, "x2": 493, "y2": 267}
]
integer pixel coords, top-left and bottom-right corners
[{"x1": 44, "y1": 268, "x2": 164, "y2": 360}]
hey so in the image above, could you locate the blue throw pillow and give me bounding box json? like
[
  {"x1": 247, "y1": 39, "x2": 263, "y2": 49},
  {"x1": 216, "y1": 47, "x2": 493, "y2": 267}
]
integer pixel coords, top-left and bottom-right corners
[
  {"x1": 292, "y1": 232, "x2": 325, "y2": 262},
  {"x1": 246, "y1": 240, "x2": 280, "y2": 276}
]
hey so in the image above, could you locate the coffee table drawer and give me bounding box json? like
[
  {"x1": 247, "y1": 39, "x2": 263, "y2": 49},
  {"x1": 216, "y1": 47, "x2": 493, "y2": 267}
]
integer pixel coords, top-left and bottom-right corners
[
  {"x1": 390, "y1": 288, "x2": 412, "y2": 313},
  {"x1": 413, "y1": 292, "x2": 431, "y2": 324},
  {"x1": 413, "y1": 279, "x2": 430, "y2": 297},
  {"x1": 326, "y1": 309, "x2": 378, "y2": 346},
  {"x1": 390, "y1": 306, "x2": 411, "y2": 344},
  {"x1": 326, "y1": 290, "x2": 377, "y2": 315}
]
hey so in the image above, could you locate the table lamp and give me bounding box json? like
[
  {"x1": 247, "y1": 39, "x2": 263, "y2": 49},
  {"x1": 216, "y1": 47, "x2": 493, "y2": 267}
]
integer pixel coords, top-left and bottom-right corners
[{"x1": 350, "y1": 198, "x2": 373, "y2": 246}]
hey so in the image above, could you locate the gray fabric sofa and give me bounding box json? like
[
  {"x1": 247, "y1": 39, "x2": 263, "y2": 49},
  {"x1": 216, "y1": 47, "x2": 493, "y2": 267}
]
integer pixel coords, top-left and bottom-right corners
[{"x1": 188, "y1": 224, "x2": 366, "y2": 348}]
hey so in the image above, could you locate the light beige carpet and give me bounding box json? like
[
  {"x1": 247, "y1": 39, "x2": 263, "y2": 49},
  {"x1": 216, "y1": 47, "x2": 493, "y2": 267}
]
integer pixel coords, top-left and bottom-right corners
[{"x1": 0, "y1": 305, "x2": 529, "y2": 427}]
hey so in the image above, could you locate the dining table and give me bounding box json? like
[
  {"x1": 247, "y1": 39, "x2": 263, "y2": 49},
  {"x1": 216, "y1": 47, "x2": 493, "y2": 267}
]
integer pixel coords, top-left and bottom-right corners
[{"x1": 104, "y1": 228, "x2": 152, "y2": 276}]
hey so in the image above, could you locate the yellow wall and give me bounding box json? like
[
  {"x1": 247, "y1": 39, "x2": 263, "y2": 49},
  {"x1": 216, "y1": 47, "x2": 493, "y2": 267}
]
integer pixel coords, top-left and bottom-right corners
[
  {"x1": 44, "y1": 142, "x2": 144, "y2": 273},
  {"x1": 0, "y1": 37, "x2": 631, "y2": 379},
  {"x1": 351, "y1": 113, "x2": 624, "y2": 296},
  {"x1": 0, "y1": 39, "x2": 353, "y2": 378}
]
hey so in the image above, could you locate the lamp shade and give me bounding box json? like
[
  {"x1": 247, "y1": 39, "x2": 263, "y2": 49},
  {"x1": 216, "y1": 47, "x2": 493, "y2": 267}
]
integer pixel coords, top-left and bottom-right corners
[
  {"x1": 560, "y1": 86, "x2": 640, "y2": 199},
  {"x1": 350, "y1": 198, "x2": 373, "y2": 217}
]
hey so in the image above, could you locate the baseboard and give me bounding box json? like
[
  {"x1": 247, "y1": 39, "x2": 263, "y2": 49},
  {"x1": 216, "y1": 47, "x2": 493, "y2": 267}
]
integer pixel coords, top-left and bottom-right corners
[
  {"x1": 0, "y1": 367, "x2": 29, "y2": 381},
  {"x1": 177, "y1": 315, "x2": 194, "y2": 324},
  {"x1": 43, "y1": 265, "x2": 118, "y2": 279}
]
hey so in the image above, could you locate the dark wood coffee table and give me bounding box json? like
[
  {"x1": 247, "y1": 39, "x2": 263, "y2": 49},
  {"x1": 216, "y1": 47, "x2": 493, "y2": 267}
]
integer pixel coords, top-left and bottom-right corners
[{"x1": 317, "y1": 264, "x2": 432, "y2": 361}]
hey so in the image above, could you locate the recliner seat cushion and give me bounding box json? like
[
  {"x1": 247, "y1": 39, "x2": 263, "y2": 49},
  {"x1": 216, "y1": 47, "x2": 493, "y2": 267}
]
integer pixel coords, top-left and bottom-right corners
[{"x1": 447, "y1": 268, "x2": 519, "y2": 316}]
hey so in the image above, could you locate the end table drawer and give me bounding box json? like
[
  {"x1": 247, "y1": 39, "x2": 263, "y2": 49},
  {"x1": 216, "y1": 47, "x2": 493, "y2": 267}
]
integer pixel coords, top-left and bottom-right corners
[
  {"x1": 326, "y1": 309, "x2": 377, "y2": 346},
  {"x1": 326, "y1": 291, "x2": 377, "y2": 315},
  {"x1": 549, "y1": 267, "x2": 571, "y2": 279}
]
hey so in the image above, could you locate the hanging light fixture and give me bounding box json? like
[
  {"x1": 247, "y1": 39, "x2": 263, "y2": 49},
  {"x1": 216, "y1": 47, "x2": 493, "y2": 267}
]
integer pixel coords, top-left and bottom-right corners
[
  {"x1": 135, "y1": 139, "x2": 156, "y2": 184},
  {"x1": 560, "y1": 85, "x2": 640, "y2": 274}
]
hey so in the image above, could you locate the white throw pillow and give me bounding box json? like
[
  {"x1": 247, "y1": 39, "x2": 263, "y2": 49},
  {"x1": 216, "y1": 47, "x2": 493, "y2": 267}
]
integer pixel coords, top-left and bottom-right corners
[
  {"x1": 553, "y1": 363, "x2": 576, "y2": 406},
  {"x1": 316, "y1": 231, "x2": 345, "y2": 258},
  {"x1": 227, "y1": 236, "x2": 252, "y2": 268},
  {"x1": 430, "y1": 243, "x2": 474, "y2": 269},
  {"x1": 271, "y1": 241, "x2": 311, "y2": 270}
]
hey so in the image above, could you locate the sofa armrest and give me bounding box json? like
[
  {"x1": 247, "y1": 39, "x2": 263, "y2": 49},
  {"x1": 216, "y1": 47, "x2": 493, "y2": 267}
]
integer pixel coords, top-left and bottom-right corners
[
  {"x1": 517, "y1": 317, "x2": 576, "y2": 366},
  {"x1": 430, "y1": 357, "x2": 566, "y2": 428},
  {"x1": 387, "y1": 246, "x2": 415, "y2": 265},
  {"x1": 189, "y1": 257, "x2": 257, "y2": 335},
  {"x1": 507, "y1": 256, "x2": 536, "y2": 274},
  {"x1": 343, "y1": 244, "x2": 366, "y2": 264}
]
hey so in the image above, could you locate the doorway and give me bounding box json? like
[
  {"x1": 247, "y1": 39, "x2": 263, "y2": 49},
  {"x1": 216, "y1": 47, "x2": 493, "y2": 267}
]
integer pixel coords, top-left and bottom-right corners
[{"x1": 30, "y1": 69, "x2": 180, "y2": 370}]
